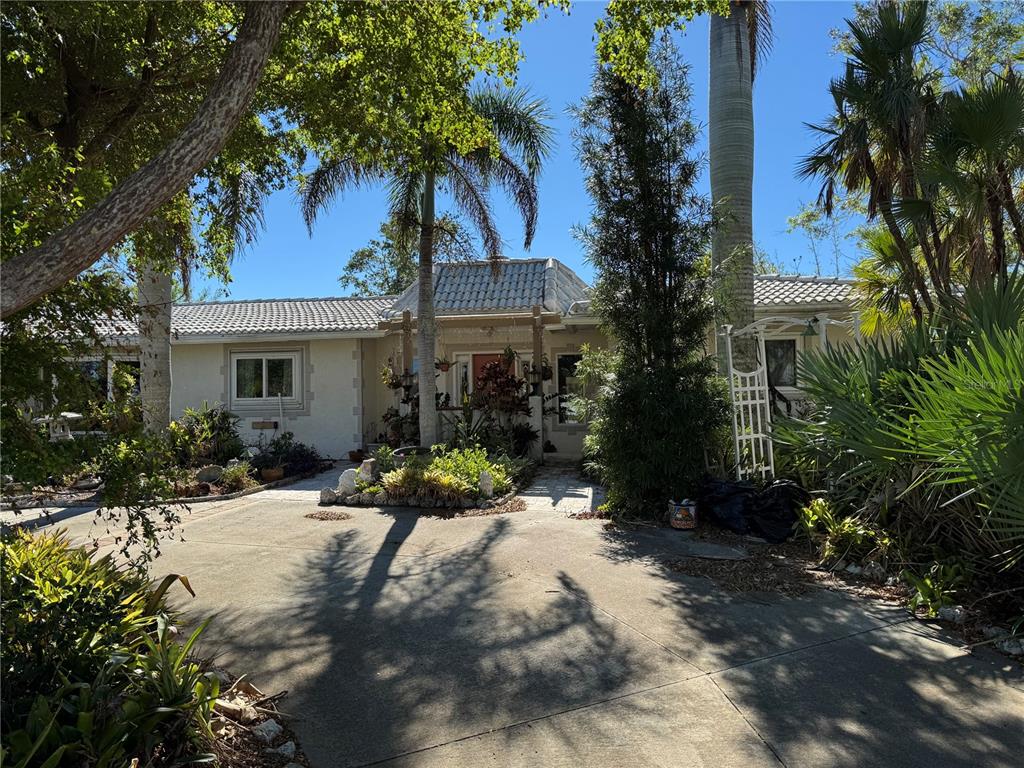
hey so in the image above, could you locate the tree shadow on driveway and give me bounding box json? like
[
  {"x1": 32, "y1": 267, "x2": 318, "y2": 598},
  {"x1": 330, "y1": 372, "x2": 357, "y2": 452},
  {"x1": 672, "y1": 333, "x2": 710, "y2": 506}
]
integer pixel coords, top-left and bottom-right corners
[
  {"x1": 597, "y1": 525, "x2": 1024, "y2": 768},
  {"x1": 206, "y1": 513, "x2": 687, "y2": 767}
]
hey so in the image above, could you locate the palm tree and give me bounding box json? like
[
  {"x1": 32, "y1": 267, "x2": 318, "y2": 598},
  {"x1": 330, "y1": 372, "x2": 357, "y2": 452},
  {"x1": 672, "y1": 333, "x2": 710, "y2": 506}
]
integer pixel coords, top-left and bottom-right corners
[
  {"x1": 136, "y1": 171, "x2": 268, "y2": 432},
  {"x1": 709, "y1": 1, "x2": 772, "y2": 368},
  {"x1": 302, "y1": 87, "x2": 552, "y2": 447}
]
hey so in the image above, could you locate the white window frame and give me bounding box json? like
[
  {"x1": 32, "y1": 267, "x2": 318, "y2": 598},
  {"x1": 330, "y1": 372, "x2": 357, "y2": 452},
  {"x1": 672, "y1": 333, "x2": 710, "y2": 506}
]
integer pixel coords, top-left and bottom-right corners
[
  {"x1": 230, "y1": 350, "x2": 302, "y2": 408},
  {"x1": 556, "y1": 352, "x2": 585, "y2": 425}
]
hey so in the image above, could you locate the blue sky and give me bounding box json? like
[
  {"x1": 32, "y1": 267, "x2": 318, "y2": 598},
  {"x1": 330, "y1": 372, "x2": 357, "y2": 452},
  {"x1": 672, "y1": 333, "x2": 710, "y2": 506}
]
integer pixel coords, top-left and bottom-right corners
[{"x1": 195, "y1": 1, "x2": 862, "y2": 301}]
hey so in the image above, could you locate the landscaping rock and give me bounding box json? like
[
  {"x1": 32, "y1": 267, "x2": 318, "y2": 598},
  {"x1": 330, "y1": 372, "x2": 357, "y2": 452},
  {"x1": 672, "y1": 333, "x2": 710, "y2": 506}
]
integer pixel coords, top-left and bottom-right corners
[
  {"x1": 997, "y1": 638, "x2": 1024, "y2": 656},
  {"x1": 479, "y1": 470, "x2": 494, "y2": 498},
  {"x1": 264, "y1": 741, "x2": 297, "y2": 759},
  {"x1": 337, "y1": 468, "x2": 358, "y2": 496},
  {"x1": 358, "y1": 492, "x2": 374, "y2": 505},
  {"x1": 844, "y1": 563, "x2": 863, "y2": 576},
  {"x1": 358, "y1": 457, "x2": 378, "y2": 480},
  {"x1": 1, "y1": 474, "x2": 13, "y2": 487},
  {"x1": 196, "y1": 464, "x2": 224, "y2": 483},
  {"x1": 250, "y1": 718, "x2": 283, "y2": 744},
  {"x1": 937, "y1": 605, "x2": 966, "y2": 625},
  {"x1": 320, "y1": 487, "x2": 338, "y2": 505},
  {"x1": 72, "y1": 475, "x2": 102, "y2": 491},
  {"x1": 862, "y1": 562, "x2": 886, "y2": 582},
  {"x1": 374, "y1": 492, "x2": 387, "y2": 505},
  {"x1": 226, "y1": 458, "x2": 241, "y2": 468}
]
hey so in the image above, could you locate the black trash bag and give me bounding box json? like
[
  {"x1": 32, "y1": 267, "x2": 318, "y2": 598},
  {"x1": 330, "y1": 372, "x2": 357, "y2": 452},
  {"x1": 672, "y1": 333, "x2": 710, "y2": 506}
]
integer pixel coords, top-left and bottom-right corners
[
  {"x1": 698, "y1": 478, "x2": 757, "y2": 535},
  {"x1": 745, "y1": 480, "x2": 810, "y2": 543}
]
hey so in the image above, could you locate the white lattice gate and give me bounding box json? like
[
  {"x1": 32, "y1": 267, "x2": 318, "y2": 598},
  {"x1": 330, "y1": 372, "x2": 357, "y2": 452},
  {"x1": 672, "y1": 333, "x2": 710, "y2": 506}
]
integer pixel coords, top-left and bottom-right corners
[{"x1": 721, "y1": 326, "x2": 774, "y2": 481}]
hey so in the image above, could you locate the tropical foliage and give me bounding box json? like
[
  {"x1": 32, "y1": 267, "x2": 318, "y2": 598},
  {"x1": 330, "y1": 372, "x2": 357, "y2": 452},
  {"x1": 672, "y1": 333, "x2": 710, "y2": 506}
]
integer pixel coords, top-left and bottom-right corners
[
  {"x1": 1, "y1": 530, "x2": 216, "y2": 767},
  {"x1": 303, "y1": 85, "x2": 552, "y2": 447},
  {"x1": 799, "y1": 1, "x2": 1024, "y2": 321},
  {"x1": 775, "y1": 278, "x2": 1024, "y2": 592},
  {"x1": 339, "y1": 214, "x2": 475, "y2": 296},
  {"x1": 573, "y1": 41, "x2": 729, "y2": 518}
]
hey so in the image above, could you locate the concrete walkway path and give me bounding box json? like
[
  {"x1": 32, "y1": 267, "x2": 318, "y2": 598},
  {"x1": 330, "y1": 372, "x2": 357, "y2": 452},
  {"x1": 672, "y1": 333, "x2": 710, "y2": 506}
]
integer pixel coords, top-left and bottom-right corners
[{"x1": 19, "y1": 466, "x2": 1024, "y2": 767}]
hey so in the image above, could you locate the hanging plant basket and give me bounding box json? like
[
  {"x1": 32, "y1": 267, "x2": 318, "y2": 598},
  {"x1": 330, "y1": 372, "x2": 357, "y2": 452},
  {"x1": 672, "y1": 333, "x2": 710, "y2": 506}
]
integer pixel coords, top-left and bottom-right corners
[{"x1": 435, "y1": 358, "x2": 452, "y2": 372}]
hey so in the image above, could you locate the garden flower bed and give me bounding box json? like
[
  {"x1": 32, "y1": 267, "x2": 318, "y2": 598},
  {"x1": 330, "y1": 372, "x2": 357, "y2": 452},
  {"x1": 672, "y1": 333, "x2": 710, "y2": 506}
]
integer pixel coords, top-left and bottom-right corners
[{"x1": 320, "y1": 446, "x2": 533, "y2": 511}]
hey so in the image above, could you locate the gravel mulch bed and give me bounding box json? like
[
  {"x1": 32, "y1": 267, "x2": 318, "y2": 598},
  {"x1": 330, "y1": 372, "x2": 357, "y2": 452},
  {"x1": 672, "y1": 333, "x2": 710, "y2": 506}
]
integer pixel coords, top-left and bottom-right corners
[
  {"x1": 305, "y1": 509, "x2": 353, "y2": 521},
  {"x1": 667, "y1": 522, "x2": 911, "y2": 602},
  {"x1": 414, "y1": 495, "x2": 527, "y2": 519}
]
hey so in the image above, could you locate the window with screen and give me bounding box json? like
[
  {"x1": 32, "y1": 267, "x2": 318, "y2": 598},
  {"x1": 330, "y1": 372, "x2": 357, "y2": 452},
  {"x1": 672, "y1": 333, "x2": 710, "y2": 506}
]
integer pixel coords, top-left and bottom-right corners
[{"x1": 765, "y1": 339, "x2": 797, "y2": 387}]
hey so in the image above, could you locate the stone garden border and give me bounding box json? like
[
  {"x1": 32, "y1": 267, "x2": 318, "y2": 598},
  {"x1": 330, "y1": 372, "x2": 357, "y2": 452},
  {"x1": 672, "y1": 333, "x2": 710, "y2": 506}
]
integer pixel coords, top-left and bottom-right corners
[
  {"x1": 323, "y1": 487, "x2": 519, "y2": 511},
  {"x1": 1, "y1": 464, "x2": 336, "y2": 512}
]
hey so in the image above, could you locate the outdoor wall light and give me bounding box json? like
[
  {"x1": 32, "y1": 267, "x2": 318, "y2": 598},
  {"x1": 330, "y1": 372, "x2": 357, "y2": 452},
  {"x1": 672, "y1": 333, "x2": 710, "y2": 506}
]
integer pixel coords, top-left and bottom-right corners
[{"x1": 801, "y1": 318, "x2": 819, "y2": 337}]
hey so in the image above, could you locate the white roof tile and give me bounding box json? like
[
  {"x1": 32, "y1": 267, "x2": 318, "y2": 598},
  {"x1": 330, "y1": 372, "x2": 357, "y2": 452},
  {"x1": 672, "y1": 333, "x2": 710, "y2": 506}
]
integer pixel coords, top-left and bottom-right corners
[
  {"x1": 753, "y1": 275, "x2": 854, "y2": 307},
  {"x1": 93, "y1": 263, "x2": 854, "y2": 341}
]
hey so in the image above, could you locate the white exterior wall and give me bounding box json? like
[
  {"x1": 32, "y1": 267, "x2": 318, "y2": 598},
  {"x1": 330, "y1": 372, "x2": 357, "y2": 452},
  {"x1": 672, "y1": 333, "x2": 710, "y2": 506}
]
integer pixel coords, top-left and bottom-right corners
[{"x1": 169, "y1": 338, "x2": 363, "y2": 459}]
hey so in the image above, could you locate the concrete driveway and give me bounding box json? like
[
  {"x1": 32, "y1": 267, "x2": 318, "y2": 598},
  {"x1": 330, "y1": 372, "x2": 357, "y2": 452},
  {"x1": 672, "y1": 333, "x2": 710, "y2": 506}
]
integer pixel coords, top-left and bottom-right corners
[{"x1": 17, "y1": 467, "x2": 1024, "y2": 767}]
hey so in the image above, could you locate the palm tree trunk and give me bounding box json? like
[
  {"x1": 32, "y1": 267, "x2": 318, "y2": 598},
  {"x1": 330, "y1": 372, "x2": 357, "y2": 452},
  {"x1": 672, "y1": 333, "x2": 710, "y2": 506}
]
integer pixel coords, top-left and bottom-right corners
[
  {"x1": 710, "y1": 3, "x2": 755, "y2": 369},
  {"x1": 417, "y1": 170, "x2": 439, "y2": 447},
  {"x1": 137, "y1": 261, "x2": 173, "y2": 432}
]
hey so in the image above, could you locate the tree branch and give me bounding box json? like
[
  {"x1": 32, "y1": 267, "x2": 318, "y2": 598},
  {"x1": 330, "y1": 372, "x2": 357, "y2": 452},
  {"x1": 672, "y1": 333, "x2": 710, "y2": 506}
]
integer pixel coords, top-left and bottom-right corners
[{"x1": 1, "y1": 1, "x2": 289, "y2": 319}]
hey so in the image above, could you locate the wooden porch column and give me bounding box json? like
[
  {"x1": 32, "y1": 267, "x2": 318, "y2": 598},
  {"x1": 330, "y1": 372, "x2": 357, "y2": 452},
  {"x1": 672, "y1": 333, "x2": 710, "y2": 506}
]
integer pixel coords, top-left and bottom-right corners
[
  {"x1": 532, "y1": 305, "x2": 544, "y2": 371},
  {"x1": 530, "y1": 304, "x2": 545, "y2": 462},
  {"x1": 401, "y1": 310, "x2": 414, "y2": 373}
]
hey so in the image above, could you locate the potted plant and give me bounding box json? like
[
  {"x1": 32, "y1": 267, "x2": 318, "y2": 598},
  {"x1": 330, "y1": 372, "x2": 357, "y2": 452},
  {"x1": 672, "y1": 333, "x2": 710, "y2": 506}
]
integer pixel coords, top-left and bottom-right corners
[
  {"x1": 435, "y1": 356, "x2": 452, "y2": 372},
  {"x1": 381, "y1": 365, "x2": 403, "y2": 390}
]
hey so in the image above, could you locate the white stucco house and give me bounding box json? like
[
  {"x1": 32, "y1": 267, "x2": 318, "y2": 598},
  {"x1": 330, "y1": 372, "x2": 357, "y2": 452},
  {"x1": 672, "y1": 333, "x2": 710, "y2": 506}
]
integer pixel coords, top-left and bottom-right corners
[{"x1": 89, "y1": 258, "x2": 857, "y2": 459}]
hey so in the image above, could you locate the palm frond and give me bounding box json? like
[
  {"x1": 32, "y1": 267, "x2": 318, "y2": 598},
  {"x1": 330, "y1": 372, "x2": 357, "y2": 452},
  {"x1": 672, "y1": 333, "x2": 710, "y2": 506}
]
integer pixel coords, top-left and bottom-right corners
[
  {"x1": 745, "y1": 1, "x2": 773, "y2": 81},
  {"x1": 443, "y1": 156, "x2": 502, "y2": 261},
  {"x1": 299, "y1": 157, "x2": 382, "y2": 234},
  {"x1": 385, "y1": 171, "x2": 425, "y2": 242},
  {"x1": 469, "y1": 86, "x2": 554, "y2": 177},
  {"x1": 220, "y1": 168, "x2": 267, "y2": 256}
]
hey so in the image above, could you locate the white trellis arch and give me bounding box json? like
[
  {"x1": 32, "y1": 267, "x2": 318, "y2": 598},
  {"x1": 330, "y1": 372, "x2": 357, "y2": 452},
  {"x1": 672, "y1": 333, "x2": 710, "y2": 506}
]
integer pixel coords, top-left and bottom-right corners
[{"x1": 720, "y1": 314, "x2": 856, "y2": 481}]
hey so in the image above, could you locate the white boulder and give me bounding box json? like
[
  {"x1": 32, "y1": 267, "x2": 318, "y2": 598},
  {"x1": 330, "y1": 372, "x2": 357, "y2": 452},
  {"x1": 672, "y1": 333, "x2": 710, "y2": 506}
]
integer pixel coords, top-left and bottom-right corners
[
  {"x1": 479, "y1": 470, "x2": 494, "y2": 498},
  {"x1": 337, "y1": 468, "x2": 359, "y2": 496}
]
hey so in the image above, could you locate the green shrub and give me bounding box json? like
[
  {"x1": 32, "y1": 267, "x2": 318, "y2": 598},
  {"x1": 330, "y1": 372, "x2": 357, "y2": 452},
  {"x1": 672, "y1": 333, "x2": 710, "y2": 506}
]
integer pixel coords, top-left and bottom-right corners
[
  {"x1": 904, "y1": 561, "x2": 969, "y2": 617},
  {"x1": 219, "y1": 461, "x2": 257, "y2": 492},
  {"x1": 422, "y1": 468, "x2": 473, "y2": 503},
  {"x1": 251, "y1": 431, "x2": 322, "y2": 474},
  {"x1": 168, "y1": 402, "x2": 244, "y2": 468},
  {"x1": 1, "y1": 529, "x2": 151, "y2": 719},
  {"x1": 3, "y1": 617, "x2": 218, "y2": 768},
  {"x1": 776, "y1": 278, "x2": 1024, "y2": 572},
  {"x1": 430, "y1": 446, "x2": 510, "y2": 495},
  {"x1": 373, "y1": 444, "x2": 397, "y2": 473},
  {"x1": 1, "y1": 531, "x2": 216, "y2": 765},
  {"x1": 795, "y1": 498, "x2": 890, "y2": 565}
]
